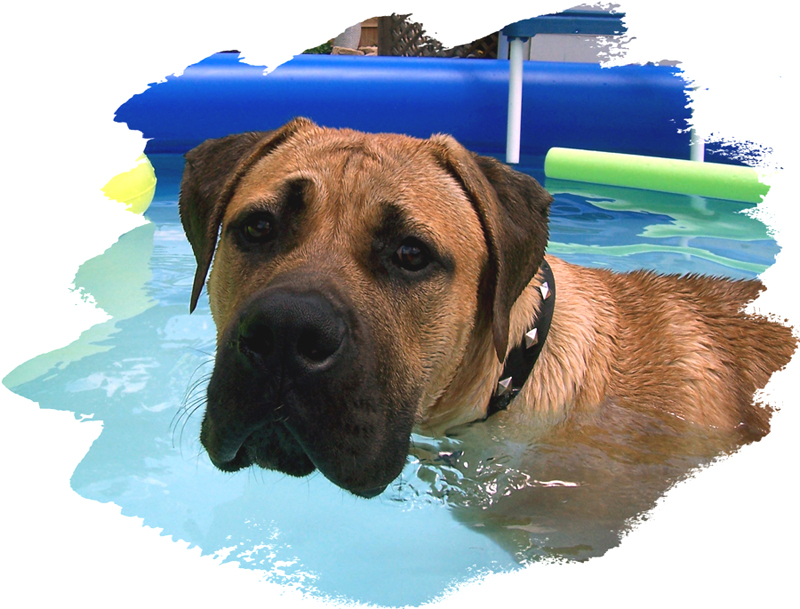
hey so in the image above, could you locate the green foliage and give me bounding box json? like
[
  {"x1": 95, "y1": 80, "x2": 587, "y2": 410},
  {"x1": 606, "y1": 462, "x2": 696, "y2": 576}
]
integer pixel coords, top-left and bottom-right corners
[{"x1": 303, "y1": 40, "x2": 333, "y2": 54}]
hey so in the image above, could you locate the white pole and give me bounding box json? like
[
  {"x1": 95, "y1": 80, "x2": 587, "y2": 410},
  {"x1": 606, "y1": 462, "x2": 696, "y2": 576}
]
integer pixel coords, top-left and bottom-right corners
[
  {"x1": 506, "y1": 37, "x2": 525, "y2": 164},
  {"x1": 690, "y1": 125, "x2": 705, "y2": 162}
]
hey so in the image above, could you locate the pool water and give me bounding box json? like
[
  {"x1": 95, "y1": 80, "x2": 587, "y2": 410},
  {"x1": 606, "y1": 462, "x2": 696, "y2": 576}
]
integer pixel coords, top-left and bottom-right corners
[{"x1": 3, "y1": 154, "x2": 778, "y2": 607}]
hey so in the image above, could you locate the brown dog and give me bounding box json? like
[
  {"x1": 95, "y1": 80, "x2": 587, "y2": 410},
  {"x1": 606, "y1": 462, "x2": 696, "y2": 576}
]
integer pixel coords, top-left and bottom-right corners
[{"x1": 179, "y1": 117, "x2": 796, "y2": 500}]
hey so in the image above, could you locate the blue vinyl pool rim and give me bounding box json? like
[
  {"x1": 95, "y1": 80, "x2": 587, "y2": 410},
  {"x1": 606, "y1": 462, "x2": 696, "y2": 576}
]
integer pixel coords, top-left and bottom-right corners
[{"x1": 115, "y1": 53, "x2": 726, "y2": 163}]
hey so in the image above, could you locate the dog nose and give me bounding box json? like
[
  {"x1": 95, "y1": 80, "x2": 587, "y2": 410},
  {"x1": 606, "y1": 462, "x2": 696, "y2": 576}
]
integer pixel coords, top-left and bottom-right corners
[{"x1": 237, "y1": 290, "x2": 348, "y2": 372}]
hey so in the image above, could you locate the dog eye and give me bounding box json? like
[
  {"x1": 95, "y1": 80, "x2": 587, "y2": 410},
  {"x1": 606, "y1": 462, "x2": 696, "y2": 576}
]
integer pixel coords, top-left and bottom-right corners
[
  {"x1": 241, "y1": 214, "x2": 274, "y2": 243},
  {"x1": 392, "y1": 238, "x2": 431, "y2": 272}
]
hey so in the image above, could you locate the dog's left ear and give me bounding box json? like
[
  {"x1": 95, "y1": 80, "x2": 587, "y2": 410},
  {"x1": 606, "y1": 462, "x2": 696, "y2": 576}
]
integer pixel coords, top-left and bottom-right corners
[
  {"x1": 428, "y1": 135, "x2": 551, "y2": 362},
  {"x1": 179, "y1": 117, "x2": 317, "y2": 312}
]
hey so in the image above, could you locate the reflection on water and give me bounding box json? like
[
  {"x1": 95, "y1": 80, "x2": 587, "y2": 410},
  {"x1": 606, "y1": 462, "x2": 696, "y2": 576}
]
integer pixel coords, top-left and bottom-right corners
[
  {"x1": 3, "y1": 154, "x2": 779, "y2": 607},
  {"x1": 406, "y1": 400, "x2": 741, "y2": 563}
]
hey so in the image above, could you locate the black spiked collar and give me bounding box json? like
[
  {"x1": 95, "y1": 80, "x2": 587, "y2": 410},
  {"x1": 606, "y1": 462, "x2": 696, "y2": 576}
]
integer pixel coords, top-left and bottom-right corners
[{"x1": 484, "y1": 259, "x2": 556, "y2": 419}]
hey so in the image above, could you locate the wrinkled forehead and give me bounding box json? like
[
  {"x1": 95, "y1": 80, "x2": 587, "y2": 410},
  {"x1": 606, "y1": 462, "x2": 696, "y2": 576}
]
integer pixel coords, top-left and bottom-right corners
[{"x1": 226, "y1": 129, "x2": 479, "y2": 230}]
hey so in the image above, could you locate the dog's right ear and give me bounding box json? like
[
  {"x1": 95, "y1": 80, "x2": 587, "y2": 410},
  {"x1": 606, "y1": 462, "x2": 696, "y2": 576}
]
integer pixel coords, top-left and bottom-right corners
[{"x1": 179, "y1": 117, "x2": 317, "y2": 312}]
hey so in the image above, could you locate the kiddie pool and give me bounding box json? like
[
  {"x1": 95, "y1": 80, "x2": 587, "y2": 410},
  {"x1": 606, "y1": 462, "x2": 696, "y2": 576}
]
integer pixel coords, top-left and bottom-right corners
[{"x1": 3, "y1": 53, "x2": 778, "y2": 607}]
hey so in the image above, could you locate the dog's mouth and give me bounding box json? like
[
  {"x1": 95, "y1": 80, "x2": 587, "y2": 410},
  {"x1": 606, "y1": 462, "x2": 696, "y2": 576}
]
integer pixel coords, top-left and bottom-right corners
[
  {"x1": 201, "y1": 414, "x2": 395, "y2": 499},
  {"x1": 202, "y1": 417, "x2": 315, "y2": 476},
  {"x1": 198, "y1": 368, "x2": 409, "y2": 499}
]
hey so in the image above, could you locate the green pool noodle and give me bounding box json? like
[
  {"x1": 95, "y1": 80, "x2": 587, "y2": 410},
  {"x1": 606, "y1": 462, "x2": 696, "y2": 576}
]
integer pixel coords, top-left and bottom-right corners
[{"x1": 544, "y1": 148, "x2": 770, "y2": 204}]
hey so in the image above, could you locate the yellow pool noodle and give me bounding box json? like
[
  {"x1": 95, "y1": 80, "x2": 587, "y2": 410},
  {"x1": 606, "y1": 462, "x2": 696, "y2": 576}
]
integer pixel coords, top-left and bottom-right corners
[
  {"x1": 102, "y1": 153, "x2": 157, "y2": 214},
  {"x1": 544, "y1": 148, "x2": 769, "y2": 204}
]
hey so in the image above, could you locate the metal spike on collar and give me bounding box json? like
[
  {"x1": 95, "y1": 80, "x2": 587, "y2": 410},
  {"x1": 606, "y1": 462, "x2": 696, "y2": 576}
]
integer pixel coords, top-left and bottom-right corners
[
  {"x1": 539, "y1": 281, "x2": 550, "y2": 300},
  {"x1": 496, "y1": 376, "x2": 513, "y2": 396},
  {"x1": 483, "y1": 259, "x2": 554, "y2": 421}
]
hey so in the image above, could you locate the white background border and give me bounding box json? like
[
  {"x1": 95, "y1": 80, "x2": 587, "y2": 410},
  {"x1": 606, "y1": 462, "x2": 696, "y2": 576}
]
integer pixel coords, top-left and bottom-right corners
[{"x1": 2, "y1": 1, "x2": 797, "y2": 607}]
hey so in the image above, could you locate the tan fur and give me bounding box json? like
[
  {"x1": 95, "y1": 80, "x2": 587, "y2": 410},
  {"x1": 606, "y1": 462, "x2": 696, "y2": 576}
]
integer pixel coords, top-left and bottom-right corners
[
  {"x1": 424, "y1": 255, "x2": 795, "y2": 442},
  {"x1": 180, "y1": 118, "x2": 797, "y2": 498},
  {"x1": 208, "y1": 125, "x2": 490, "y2": 425}
]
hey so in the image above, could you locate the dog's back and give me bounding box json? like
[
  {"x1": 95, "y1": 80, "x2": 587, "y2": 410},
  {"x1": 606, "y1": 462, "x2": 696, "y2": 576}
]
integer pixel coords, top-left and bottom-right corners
[{"x1": 593, "y1": 268, "x2": 794, "y2": 439}]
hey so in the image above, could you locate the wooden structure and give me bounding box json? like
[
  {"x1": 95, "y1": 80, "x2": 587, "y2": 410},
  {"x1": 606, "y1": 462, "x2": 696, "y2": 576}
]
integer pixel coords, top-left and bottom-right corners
[{"x1": 374, "y1": 14, "x2": 497, "y2": 58}]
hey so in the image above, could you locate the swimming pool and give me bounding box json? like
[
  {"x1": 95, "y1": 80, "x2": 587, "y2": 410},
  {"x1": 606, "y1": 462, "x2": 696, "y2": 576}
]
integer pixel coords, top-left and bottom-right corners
[{"x1": 3, "y1": 150, "x2": 776, "y2": 606}]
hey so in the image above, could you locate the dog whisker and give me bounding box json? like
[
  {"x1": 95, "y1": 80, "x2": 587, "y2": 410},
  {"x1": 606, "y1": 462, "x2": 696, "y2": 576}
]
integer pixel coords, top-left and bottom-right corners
[
  {"x1": 171, "y1": 362, "x2": 213, "y2": 452},
  {"x1": 189, "y1": 347, "x2": 216, "y2": 358}
]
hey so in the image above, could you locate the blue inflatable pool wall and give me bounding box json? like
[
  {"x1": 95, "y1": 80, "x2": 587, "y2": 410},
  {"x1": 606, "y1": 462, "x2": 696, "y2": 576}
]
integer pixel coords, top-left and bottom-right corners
[{"x1": 116, "y1": 53, "x2": 700, "y2": 162}]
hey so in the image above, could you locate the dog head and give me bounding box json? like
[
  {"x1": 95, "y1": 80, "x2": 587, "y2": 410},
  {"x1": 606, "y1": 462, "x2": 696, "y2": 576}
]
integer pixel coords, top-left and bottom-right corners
[{"x1": 179, "y1": 118, "x2": 551, "y2": 497}]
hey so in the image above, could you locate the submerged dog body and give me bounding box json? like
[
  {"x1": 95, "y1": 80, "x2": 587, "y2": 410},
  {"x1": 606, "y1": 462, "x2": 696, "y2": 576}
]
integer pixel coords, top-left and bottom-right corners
[{"x1": 179, "y1": 118, "x2": 795, "y2": 498}]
